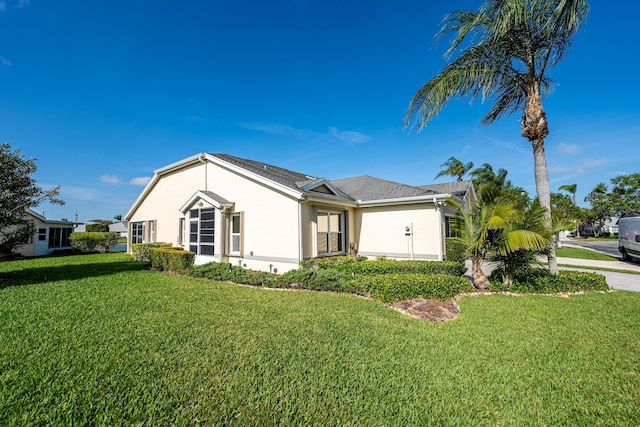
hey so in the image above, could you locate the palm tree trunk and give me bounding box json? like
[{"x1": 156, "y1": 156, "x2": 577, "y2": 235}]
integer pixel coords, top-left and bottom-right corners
[
  {"x1": 522, "y1": 90, "x2": 559, "y2": 275},
  {"x1": 471, "y1": 259, "x2": 490, "y2": 290}
]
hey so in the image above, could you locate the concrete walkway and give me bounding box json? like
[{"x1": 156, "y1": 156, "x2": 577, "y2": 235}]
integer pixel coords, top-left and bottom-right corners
[
  {"x1": 467, "y1": 256, "x2": 640, "y2": 293},
  {"x1": 554, "y1": 257, "x2": 640, "y2": 292}
]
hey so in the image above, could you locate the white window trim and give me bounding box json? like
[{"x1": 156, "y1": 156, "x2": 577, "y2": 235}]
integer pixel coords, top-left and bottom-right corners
[
  {"x1": 228, "y1": 212, "x2": 243, "y2": 256},
  {"x1": 316, "y1": 209, "x2": 346, "y2": 256}
]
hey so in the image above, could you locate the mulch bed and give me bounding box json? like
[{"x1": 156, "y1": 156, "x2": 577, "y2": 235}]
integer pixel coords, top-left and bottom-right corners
[{"x1": 389, "y1": 298, "x2": 461, "y2": 322}]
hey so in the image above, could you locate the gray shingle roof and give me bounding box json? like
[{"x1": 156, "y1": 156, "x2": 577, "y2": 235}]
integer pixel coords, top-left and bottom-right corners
[
  {"x1": 210, "y1": 153, "x2": 318, "y2": 192},
  {"x1": 209, "y1": 153, "x2": 462, "y2": 203},
  {"x1": 418, "y1": 181, "x2": 472, "y2": 199},
  {"x1": 329, "y1": 175, "x2": 438, "y2": 201}
]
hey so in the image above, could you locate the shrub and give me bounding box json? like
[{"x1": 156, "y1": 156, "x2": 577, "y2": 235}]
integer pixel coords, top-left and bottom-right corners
[
  {"x1": 445, "y1": 238, "x2": 467, "y2": 265},
  {"x1": 299, "y1": 255, "x2": 367, "y2": 270},
  {"x1": 69, "y1": 232, "x2": 119, "y2": 253},
  {"x1": 187, "y1": 262, "x2": 276, "y2": 286},
  {"x1": 356, "y1": 274, "x2": 474, "y2": 302},
  {"x1": 488, "y1": 270, "x2": 610, "y2": 293},
  {"x1": 86, "y1": 223, "x2": 110, "y2": 232},
  {"x1": 273, "y1": 269, "x2": 359, "y2": 293},
  {"x1": 334, "y1": 259, "x2": 466, "y2": 277},
  {"x1": 131, "y1": 243, "x2": 173, "y2": 261},
  {"x1": 149, "y1": 247, "x2": 195, "y2": 273},
  {"x1": 188, "y1": 262, "x2": 234, "y2": 280}
]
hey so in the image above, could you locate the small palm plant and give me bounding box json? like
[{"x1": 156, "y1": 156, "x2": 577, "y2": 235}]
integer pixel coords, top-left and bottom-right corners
[
  {"x1": 449, "y1": 197, "x2": 550, "y2": 289},
  {"x1": 490, "y1": 200, "x2": 552, "y2": 286}
]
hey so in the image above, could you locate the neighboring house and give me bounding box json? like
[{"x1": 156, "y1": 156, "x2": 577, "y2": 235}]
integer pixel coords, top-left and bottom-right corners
[
  {"x1": 126, "y1": 153, "x2": 476, "y2": 273},
  {"x1": 11, "y1": 209, "x2": 76, "y2": 257},
  {"x1": 76, "y1": 222, "x2": 127, "y2": 238},
  {"x1": 601, "y1": 217, "x2": 619, "y2": 236},
  {"x1": 109, "y1": 222, "x2": 128, "y2": 238}
]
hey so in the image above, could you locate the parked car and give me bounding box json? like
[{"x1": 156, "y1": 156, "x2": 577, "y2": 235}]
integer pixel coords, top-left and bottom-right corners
[{"x1": 618, "y1": 214, "x2": 640, "y2": 262}]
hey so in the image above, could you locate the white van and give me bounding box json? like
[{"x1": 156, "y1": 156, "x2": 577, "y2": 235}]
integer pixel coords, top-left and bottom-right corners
[{"x1": 618, "y1": 215, "x2": 640, "y2": 261}]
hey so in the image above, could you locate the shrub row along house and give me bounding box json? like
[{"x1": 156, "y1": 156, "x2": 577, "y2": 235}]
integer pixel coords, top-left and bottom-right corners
[{"x1": 126, "y1": 153, "x2": 475, "y2": 273}]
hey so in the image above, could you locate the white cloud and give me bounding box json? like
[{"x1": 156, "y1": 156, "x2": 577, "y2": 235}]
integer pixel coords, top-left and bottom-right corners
[
  {"x1": 15, "y1": 0, "x2": 28, "y2": 8},
  {"x1": 239, "y1": 121, "x2": 315, "y2": 138},
  {"x1": 0, "y1": 56, "x2": 10, "y2": 66},
  {"x1": 0, "y1": 2, "x2": 6, "y2": 11},
  {"x1": 549, "y1": 158, "x2": 608, "y2": 175},
  {"x1": 129, "y1": 176, "x2": 151, "y2": 186},
  {"x1": 328, "y1": 127, "x2": 370, "y2": 144},
  {"x1": 558, "y1": 143, "x2": 580, "y2": 155},
  {"x1": 99, "y1": 174, "x2": 122, "y2": 184}
]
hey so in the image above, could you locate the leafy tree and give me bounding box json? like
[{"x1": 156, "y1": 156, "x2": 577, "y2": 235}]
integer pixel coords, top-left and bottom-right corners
[
  {"x1": 113, "y1": 214, "x2": 123, "y2": 221},
  {"x1": 607, "y1": 173, "x2": 640, "y2": 215},
  {"x1": 0, "y1": 143, "x2": 64, "y2": 257},
  {"x1": 434, "y1": 156, "x2": 474, "y2": 182},
  {"x1": 405, "y1": 0, "x2": 589, "y2": 275},
  {"x1": 558, "y1": 183, "x2": 577, "y2": 205}
]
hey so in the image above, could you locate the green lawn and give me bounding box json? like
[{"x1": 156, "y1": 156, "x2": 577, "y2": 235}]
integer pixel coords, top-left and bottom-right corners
[
  {"x1": 556, "y1": 247, "x2": 618, "y2": 261},
  {"x1": 1, "y1": 254, "x2": 639, "y2": 425}
]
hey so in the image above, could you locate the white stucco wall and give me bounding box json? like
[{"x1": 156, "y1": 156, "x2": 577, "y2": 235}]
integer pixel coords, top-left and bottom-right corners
[
  {"x1": 127, "y1": 158, "x2": 305, "y2": 273},
  {"x1": 355, "y1": 203, "x2": 443, "y2": 260}
]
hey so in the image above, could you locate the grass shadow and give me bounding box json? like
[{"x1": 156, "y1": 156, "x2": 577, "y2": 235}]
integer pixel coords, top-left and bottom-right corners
[{"x1": 0, "y1": 258, "x2": 149, "y2": 289}]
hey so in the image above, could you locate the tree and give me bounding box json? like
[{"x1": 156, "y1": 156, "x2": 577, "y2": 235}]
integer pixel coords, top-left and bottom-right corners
[
  {"x1": 558, "y1": 183, "x2": 577, "y2": 205},
  {"x1": 608, "y1": 173, "x2": 640, "y2": 215},
  {"x1": 434, "y1": 156, "x2": 474, "y2": 182},
  {"x1": 404, "y1": 0, "x2": 589, "y2": 275},
  {"x1": 0, "y1": 143, "x2": 64, "y2": 257},
  {"x1": 113, "y1": 214, "x2": 123, "y2": 221}
]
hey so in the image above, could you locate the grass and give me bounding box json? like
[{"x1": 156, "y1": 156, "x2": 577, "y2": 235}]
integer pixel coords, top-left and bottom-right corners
[
  {"x1": 556, "y1": 247, "x2": 618, "y2": 261},
  {"x1": 1, "y1": 254, "x2": 639, "y2": 425}
]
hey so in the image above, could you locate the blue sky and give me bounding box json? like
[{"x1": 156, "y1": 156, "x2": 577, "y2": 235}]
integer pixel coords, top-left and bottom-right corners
[{"x1": 1, "y1": 0, "x2": 638, "y2": 222}]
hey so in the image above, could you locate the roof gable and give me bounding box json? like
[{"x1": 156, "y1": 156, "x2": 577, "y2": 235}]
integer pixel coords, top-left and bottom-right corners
[{"x1": 179, "y1": 190, "x2": 234, "y2": 214}]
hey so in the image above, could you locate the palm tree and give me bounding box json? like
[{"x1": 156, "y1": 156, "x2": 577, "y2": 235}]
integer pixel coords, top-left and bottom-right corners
[
  {"x1": 558, "y1": 183, "x2": 577, "y2": 205},
  {"x1": 404, "y1": 0, "x2": 589, "y2": 275},
  {"x1": 434, "y1": 156, "x2": 474, "y2": 182},
  {"x1": 450, "y1": 197, "x2": 550, "y2": 289}
]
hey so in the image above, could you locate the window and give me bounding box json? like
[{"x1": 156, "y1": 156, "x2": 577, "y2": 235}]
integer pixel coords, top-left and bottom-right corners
[
  {"x1": 48, "y1": 227, "x2": 71, "y2": 248},
  {"x1": 317, "y1": 211, "x2": 345, "y2": 255},
  {"x1": 38, "y1": 228, "x2": 47, "y2": 241},
  {"x1": 444, "y1": 216, "x2": 459, "y2": 238},
  {"x1": 229, "y1": 213, "x2": 242, "y2": 255},
  {"x1": 131, "y1": 222, "x2": 145, "y2": 244},
  {"x1": 189, "y1": 208, "x2": 215, "y2": 255},
  {"x1": 149, "y1": 220, "x2": 156, "y2": 242},
  {"x1": 179, "y1": 217, "x2": 186, "y2": 245}
]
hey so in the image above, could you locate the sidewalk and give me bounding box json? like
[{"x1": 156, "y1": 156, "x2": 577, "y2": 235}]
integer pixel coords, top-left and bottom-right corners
[{"x1": 555, "y1": 256, "x2": 640, "y2": 273}]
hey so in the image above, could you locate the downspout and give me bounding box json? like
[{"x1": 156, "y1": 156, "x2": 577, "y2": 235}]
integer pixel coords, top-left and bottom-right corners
[
  {"x1": 199, "y1": 153, "x2": 207, "y2": 191},
  {"x1": 298, "y1": 196, "x2": 307, "y2": 263},
  {"x1": 433, "y1": 197, "x2": 443, "y2": 261}
]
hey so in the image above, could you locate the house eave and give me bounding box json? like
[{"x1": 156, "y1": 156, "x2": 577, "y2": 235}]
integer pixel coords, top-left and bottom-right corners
[
  {"x1": 203, "y1": 153, "x2": 305, "y2": 200},
  {"x1": 356, "y1": 193, "x2": 450, "y2": 207}
]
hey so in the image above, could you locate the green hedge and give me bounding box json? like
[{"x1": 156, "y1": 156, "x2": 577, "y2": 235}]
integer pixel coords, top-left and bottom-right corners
[
  {"x1": 488, "y1": 270, "x2": 610, "y2": 293},
  {"x1": 299, "y1": 255, "x2": 368, "y2": 270},
  {"x1": 273, "y1": 269, "x2": 360, "y2": 293},
  {"x1": 335, "y1": 259, "x2": 466, "y2": 276},
  {"x1": 188, "y1": 262, "x2": 275, "y2": 286},
  {"x1": 356, "y1": 274, "x2": 474, "y2": 302},
  {"x1": 445, "y1": 238, "x2": 467, "y2": 265},
  {"x1": 69, "y1": 232, "x2": 119, "y2": 253},
  {"x1": 149, "y1": 247, "x2": 195, "y2": 273},
  {"x1": 131, "y1": 243, "x2": 173, "y2": 261}
]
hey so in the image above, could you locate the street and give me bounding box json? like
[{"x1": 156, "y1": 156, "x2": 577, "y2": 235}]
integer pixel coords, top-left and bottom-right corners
[{"x1": 563, "y1": 238, "x2": 628, "y2": 260}]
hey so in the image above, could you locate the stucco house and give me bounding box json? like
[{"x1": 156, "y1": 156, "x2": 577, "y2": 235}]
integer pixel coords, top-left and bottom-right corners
[
  {"x1": 126, "y1": 153, "x2": 475, "y2": 273},
  {"x1": 7, "y1": 209, "x2": 76, "y2": 257}
]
